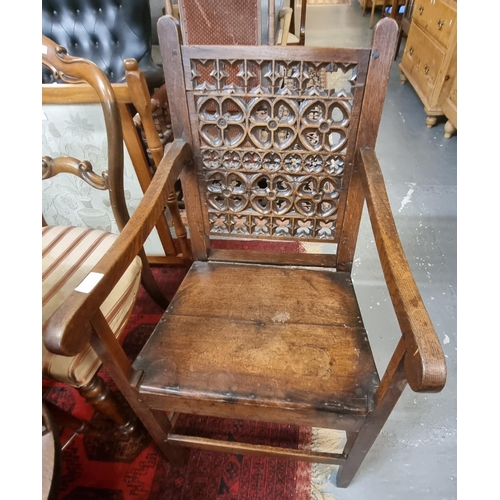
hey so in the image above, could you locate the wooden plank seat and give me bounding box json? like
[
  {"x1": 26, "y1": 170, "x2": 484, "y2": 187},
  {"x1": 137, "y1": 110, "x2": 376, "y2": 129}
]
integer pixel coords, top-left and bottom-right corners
[{"x1": 134, "y1": 261, "x2": 379, "y2": 417}]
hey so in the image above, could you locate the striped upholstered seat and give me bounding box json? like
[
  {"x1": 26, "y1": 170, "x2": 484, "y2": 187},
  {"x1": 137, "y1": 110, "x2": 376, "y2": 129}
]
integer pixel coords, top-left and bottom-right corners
[{"x1": 42, "y1": 225, "x2": 142, "y2": 387}]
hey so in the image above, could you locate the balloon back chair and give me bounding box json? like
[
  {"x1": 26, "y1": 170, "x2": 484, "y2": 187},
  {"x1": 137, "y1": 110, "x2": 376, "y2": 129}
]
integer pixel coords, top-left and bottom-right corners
[{"x1": 42, "y1": 34, "x2": 190, "y2": 431}]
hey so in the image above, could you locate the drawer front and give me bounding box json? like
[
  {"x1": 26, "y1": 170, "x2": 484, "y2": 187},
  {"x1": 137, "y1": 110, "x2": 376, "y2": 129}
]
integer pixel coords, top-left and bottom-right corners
[
  {"x1": 402, "y1": 23, "x2": 445, "y2": 99},
  {"x1": 413, "y1": 0, "x2": 456, "y2": 47}
]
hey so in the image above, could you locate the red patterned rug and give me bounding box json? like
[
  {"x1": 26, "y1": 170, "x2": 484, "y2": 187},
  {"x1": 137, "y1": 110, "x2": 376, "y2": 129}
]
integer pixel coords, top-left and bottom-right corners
[{"x1": 43, "y1": 240, "x2": 343, "y2": 500}]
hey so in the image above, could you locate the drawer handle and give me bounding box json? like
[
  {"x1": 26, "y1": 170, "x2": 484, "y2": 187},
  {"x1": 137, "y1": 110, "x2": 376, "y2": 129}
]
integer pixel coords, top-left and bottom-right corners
[
  {"x1": 409, "y1": 45, "x2": 414, "y2": 55},
  {"x1": 437, "y1": 19, "x2": 444, "y2": 30},
  {"x1": 424, "y1": 65, "x2": 430, "y2": 75},
  {"x1": 418, "y1": 6, "x2": 424, "y2": 14}
]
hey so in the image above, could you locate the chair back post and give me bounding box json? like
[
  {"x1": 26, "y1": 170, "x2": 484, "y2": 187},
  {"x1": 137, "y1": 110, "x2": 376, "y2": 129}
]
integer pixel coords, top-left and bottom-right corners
[
  {"x1": 158, "y1": 15, "x2": 210, "y2": 261},
  {"x1": 336, "y1": 18, "x2": 398, "y2": 272},
  {"x1": 164, "y1": 0, "x2": 174, "y2": 16}
]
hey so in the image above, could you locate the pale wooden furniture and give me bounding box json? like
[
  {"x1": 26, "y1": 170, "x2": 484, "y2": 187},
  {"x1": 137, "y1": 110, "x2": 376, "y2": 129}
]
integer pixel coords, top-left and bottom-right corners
[
  {"x1": 49, "y1": 16, "x2": 448, "y2": 489},
  {"x1": 359, "y1": 0, "x2": 373, "y2": 15},
  {"x1": 42, "y1": 35, "x2": 190, "y2": 430},
  {"x1": 399, "y1": 0, "x2": 457, "y2": 130},
  {"x1": 277, "y1": 6, "x2": 301, "y2": 45},
  {"x1": 395, "y1": 0, "x2": 415, "y2": 59},
  {"x1": 441, "y1": 47, "x2": 457, "y2": 138},
  {"x1": 289, "y1": 0, "x2": 307, "y2": 45},
  {"x1": 369, "y1": 0, "x2": 406, "y2": 29}
]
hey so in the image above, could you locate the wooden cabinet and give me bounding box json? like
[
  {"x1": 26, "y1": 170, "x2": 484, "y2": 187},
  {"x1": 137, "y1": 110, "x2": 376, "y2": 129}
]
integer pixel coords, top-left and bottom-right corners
[
  {"x1": 399, "y1": 0, "x2": 456, "y2": 134},
  {"x1": 358, "y1": 0, "x2": 373, "y2": 11},
  {"x1": 441, "y1": 45, "x2": 457, "y2": 138}
]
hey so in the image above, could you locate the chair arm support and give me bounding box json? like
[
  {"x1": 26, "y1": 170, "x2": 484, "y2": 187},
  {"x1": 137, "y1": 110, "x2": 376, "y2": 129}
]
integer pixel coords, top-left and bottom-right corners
[
  {"x1": 358, "y1": 148, "x2": 446, "y2": 393},
  {"x1": 43, "y1": 139, "x2": 192, "y2": 357}
]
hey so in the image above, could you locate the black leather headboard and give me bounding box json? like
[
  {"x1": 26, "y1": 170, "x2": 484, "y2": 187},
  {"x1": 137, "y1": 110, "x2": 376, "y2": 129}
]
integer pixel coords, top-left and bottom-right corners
[{"x1": 42, "y1": 0, "x2": 164, "y2": 89}]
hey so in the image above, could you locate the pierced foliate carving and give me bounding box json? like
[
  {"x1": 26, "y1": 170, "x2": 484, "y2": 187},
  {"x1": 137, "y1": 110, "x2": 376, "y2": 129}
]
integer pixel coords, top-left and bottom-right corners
[{"x1": 187, "y1": 57, "x2": 364, "y2": 241}]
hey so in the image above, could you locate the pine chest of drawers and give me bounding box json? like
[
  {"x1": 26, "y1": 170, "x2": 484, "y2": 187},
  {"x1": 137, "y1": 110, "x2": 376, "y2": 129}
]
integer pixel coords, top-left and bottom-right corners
[{"x1": 399, "y1": 0, "x2": 457, "y2": 134}]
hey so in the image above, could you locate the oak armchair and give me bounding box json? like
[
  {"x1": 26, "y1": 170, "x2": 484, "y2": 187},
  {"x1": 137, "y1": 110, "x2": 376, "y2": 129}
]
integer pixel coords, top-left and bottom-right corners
[{"x1": 45, "y1": 16, "x2": 446, "y2": 488}]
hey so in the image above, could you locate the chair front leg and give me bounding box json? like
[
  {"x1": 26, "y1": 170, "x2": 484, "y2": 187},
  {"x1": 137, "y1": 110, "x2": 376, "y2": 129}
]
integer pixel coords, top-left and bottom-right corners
[
  {"x1": 336, "y1": 338, "x2": 407, "y2": 487},
  {"x1": 78, "y1": 374, "x2": 136, "y2": 434}
]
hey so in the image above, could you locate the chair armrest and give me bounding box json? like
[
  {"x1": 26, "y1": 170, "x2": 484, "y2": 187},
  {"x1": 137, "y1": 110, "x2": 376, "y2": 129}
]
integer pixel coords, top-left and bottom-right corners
[
  {"x1": 358, "y1": 147, "x2": 446, "y2": 393},
  {"x1": 43, "y1": 139, "x2": 192, "y2": 357}
]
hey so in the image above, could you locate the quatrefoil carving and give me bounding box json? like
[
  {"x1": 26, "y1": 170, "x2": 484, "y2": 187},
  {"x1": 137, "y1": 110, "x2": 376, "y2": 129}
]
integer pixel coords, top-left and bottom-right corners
[
  {"x1": 250, "y1": 174, "x2": 292, "y2": 215},
  {"x1": 295, "y1": 177, "x2": 340, "y2": 217},
  {"x1": 199, "y1": 97, "x2": 246, "y2": 147},
  {"x1": 274, "y1": 100, "x2": 297, "y2": 125},
  {"x1": 206, "y1": 172, "x2": 249, "y2": 212},
  {"x1": 300, "y1": 126, "x2": 347, "y2": 152}
]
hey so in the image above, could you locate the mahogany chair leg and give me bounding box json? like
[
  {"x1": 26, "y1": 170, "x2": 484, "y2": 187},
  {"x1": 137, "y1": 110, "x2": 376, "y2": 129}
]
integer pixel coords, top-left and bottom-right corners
[
  {"x1": 77, "y1": 374, "x2": 136, "y2": 434},
  {"x1": 336, "y1": 339, "x2": 408, "y2": 488},
  {"x1": 88, "y1": 313, "x2": 189, "y2": 466}
]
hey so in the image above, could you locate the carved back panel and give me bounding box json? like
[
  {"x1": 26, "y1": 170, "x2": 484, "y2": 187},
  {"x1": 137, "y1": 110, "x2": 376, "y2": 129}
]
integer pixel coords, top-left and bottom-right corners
[
  {"x1": 185, "y1": 47, "x2": 369, "y2": 242},
  {"x1": 158, "y1": 16, "x2": 396, "y2": 265}
]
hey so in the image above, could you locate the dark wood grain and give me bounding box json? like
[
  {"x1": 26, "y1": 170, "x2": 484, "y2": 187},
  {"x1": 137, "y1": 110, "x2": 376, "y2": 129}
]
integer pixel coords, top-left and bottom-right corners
[
  {"x1": 167, "y1": 434, "x2": 345, "y2": 464},
  {"x1": 142, "y1": 392, "x2": 364, "y2": 431},
  {"x1": 135, "y1": 261, "x2": 379, "y2": 415},
  {"x1": 124, "y1": 58, "x2": 193, "y2": 263},
  {"x1": 118, "y1": 102, "x2": 176, "y2": 256},
  {"x1": 337, "y1": 337, "x2": 407, "y2": 487},
  {"x1": 209, "y1": 248, "x2": 336, "y2": 267},
  {"x1": 158, "y1": 16, "x2": 210, "y2": 261},
  {"x1": 358, "y1": 148, "x2": 446, "y2": 392}
]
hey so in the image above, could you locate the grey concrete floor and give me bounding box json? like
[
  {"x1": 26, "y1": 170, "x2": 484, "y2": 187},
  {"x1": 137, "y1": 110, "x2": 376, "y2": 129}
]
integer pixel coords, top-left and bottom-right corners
[{"x1": 301, "y1": 2, "x2": 456, "y2": 499}]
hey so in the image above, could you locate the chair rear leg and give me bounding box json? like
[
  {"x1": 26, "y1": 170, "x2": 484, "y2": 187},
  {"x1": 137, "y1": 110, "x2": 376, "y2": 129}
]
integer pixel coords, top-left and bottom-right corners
[
  {"x1": 337, "y1": 339, "x2": 408, "y2": 487},
  {"x1": 134, "y1": 406, "x2": 190, "y2": 467},
  {"x1": 138, "y1": 248, "x2": 169, "y2": 309}
]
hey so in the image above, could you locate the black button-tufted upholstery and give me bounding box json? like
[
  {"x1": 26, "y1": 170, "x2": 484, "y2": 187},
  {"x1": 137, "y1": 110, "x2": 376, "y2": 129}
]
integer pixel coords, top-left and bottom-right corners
[{"x1": 42, "y1": 0, "x2": 164, "y2": 90}]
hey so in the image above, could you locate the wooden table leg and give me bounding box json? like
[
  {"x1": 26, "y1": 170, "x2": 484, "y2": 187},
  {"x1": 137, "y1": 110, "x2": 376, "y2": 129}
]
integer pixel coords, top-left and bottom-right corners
[{"x1": 370, "y1": 1, "x2": 377, "y2": 28}]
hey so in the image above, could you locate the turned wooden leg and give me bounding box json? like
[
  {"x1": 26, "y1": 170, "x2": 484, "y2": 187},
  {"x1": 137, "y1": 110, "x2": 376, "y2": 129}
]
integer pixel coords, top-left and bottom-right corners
[
  {"x1": 444, "y1": 120, "x2": 456, "y2": 138},
  {"x1": 89, "y1": 315, "x2": 189, "y2": 466},
  {"x1": 400, "y1": 71, "x2": 407, "y2": 84},
  {"x1": 78, "y1": 374, "x2": 136, "y2": 434},
  {"x1": 425, "y1": 115, "x2": 438, "y2": 128}
]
